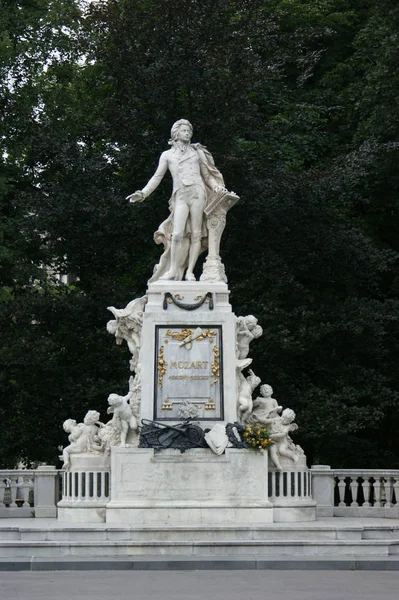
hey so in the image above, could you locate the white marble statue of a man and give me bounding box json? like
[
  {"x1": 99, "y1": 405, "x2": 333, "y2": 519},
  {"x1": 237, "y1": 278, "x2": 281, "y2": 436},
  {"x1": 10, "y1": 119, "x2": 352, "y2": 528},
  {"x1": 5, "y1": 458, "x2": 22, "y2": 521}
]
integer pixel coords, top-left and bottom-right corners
[{"x1": 127, "y1": 119, "x2": 226, "y2": 282}]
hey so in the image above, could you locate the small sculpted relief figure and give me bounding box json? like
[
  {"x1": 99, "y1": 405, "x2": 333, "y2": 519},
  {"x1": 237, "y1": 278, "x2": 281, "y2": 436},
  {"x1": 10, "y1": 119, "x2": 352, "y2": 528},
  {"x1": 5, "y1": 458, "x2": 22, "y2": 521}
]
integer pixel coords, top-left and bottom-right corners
[
  {"x1": 236, "y1": 315, "x2": 263, "y2": 360},
  {"x1": 126, "y1": 119, "x2": 235, "y2": 282},
  {"x1": 247, "y1": 384, "x2": 282, "y2": 425},
  {"x1": 265, "y1": 408, "x2": 301, "y2": 471},
  {"x1": 237, "y1": 366, "x2": 261, "y2": 424},
  {"x1": 107, "y1": 384, "x2": 138, "y2": 448},
  {"x1": 62, "y1": 410, "x2": 103, "y2": 469},
  {"x1": 177, "y1": 399, "x2": 200, "y2": 419},
  {"x1": 107, "y1": 295, "x2": 147, "y2": 371}
]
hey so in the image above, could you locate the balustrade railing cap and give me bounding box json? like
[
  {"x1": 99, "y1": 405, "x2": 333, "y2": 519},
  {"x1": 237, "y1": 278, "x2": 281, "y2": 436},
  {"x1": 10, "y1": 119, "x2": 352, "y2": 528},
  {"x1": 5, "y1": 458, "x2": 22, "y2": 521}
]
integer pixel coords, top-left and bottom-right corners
[
  {"x1": 311, "y1": 465, "x2": 331, "y2": 470},
  {"x1": 36, "y1": 465, "x2": 57, "y2": 471}
]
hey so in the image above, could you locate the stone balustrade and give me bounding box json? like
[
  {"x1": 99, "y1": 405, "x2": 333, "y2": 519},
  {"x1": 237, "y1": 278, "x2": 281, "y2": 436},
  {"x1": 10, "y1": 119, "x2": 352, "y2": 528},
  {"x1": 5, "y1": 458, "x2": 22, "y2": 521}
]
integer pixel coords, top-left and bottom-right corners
[
  {"x1": 311, "y1": 466, "x2": 399, "y2": 518},
  {"x1": 268, "y1": 468, "x2": 312, "y2": 502},
  {"x1": 61, "y1": 468, "x2": 110, "y2": 503},
  {"x1": 0, "y1": 466, "x2": 59, "y2": 518},
  {"x1": 2, "y1": 463, "x2": 399, "y2": 521}
]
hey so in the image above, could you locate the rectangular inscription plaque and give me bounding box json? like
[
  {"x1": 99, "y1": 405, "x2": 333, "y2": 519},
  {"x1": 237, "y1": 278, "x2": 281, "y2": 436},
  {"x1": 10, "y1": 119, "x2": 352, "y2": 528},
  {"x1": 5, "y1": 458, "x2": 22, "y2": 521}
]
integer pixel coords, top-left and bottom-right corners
[{"x1": 154, "y1": 325, "x2": 223, "y2": 421}]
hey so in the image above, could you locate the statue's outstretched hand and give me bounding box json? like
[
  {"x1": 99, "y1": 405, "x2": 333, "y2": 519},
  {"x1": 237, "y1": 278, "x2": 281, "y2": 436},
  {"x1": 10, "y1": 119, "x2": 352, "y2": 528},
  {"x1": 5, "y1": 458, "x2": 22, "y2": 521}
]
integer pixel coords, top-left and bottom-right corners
[{"x1": 126, "y1": 191, "x2": 145, "y2": 204}]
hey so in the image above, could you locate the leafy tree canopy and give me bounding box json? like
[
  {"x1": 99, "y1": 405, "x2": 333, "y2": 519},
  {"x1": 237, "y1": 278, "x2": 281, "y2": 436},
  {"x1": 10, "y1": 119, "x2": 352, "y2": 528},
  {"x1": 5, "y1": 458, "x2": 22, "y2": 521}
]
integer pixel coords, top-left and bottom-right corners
[{"x1": 0, "y1": 0, "x2": 398, "y2": 467}]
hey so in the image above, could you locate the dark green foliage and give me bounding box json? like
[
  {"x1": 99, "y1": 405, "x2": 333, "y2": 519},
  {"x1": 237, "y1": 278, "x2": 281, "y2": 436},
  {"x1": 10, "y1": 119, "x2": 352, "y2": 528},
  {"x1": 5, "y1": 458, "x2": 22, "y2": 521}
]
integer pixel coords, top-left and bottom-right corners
[{"x1": 1, "y1": 0, "x2": 398, "y2": 467}]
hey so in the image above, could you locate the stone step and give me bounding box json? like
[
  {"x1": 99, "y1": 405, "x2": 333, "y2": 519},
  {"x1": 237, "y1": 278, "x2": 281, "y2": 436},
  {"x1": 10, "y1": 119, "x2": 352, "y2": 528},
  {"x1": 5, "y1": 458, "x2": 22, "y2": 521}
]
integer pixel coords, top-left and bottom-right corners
[
  {"x1": 361, "y1": 525, "x2": 399, "y2": 540},
  {"x1": 3, "y1": 555, "x2": 399, "y2": 571},
  {"x1": 0, "y1": 524, "x2": 368, "y2": 542},
  {"x1": 0, "y1": 538, "x2": 395, "y2": 558}
]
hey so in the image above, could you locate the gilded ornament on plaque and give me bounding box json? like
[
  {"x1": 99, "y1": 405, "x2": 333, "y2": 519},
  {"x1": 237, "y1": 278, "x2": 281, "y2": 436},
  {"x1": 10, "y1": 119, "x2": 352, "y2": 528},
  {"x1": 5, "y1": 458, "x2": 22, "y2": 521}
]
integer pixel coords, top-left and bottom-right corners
[
  {"x1": 211, "y1": 346, "x2": 220, "y2": 385},
  {"x1": 157, "y1": 346, "x2": 167, "y2": 389},
  {"x1": 166, "y1": 328, "x2": 194, "y2": 342}
]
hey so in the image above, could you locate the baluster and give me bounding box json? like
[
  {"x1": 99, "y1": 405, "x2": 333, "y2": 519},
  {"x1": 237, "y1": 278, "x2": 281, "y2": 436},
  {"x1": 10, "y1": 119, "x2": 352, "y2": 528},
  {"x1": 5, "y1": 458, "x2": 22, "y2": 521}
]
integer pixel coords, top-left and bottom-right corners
[
  {"x1": 65, "y1": 472, "x2": 70, "y2": 499},
  {"x1": 373, "y1": 477, "x2": 381, "y2": 507},
  {"x1": 89, "y1": 472, "x2": 94, "y2": 498},
  {"x1": 83, "y1": 472, "x2": 88, "y2": 502},
  {"x1": 0, "y1": 478, "x2": 5, "y2": 507},
  {"x1": 282, "y1": 472, "x2": 288, "y2": 497},
  {"x1": 95, "y1": 472, "x2": 100, "y2": 499},
  {"x1": 20, "y1": 476, "x2": 30, "y2": 508},
  {"x1": 385, "y1": 478, "x2": 393, "y2": 508},
  {"x1": 362, "y1": 478, "x2": 371, "y2": 507},
  {"x1": 290, "y1": 472, "x2": 296, "y2": 498},
  {"x1": 297, "y1": 471, "x2": 302, "y2": 497},
  {"x1": 393, "y1": 478, "x2": 399, "y2": 506},
  {"x1": 338, "y1": 477, "x2": 346, "y2": 506},
  {"x1": 380, "y1": 478, "x2": 386, "y2": 507},
  {"x1": 308, "y1": 471, "x2": 312, "y2": 497},
  {"x1": 105, "y1": 472, "x2": 110, "y2": 498},
  {"x1": 100, "y1": 472, "x2": 106, "y2": 501},
  {"x1": 71, "y1": 471, "x2": 77, "y2": 500},
  {"x1": 350, "y1": 478, "x2": 359, "y2": 507},
  {"x1": 9, "y1": 477, "x2": 18, "y2": 508}
]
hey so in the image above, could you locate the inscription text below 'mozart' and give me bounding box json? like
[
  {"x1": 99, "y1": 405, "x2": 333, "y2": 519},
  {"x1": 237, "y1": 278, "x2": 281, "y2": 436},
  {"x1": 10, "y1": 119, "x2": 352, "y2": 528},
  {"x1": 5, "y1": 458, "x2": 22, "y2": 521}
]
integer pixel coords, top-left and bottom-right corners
[{"x1": 155, "y1": 325, "x2": 223, "y2": 421}]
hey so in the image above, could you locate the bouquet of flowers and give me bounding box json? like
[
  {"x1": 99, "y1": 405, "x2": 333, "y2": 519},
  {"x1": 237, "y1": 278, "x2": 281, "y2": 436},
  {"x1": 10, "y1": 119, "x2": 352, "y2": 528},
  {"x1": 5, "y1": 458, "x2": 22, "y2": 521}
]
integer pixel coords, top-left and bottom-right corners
[{"x1": 242, "y1": 423, "x2": 272, "y2": 452}]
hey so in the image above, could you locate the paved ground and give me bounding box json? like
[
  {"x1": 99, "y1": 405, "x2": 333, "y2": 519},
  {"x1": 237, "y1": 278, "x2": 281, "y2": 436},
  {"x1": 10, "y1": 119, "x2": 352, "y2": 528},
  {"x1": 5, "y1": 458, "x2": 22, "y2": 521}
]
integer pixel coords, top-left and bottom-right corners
[{"x1": 2, "y1": 570, "x2": 399, "y2": 600}]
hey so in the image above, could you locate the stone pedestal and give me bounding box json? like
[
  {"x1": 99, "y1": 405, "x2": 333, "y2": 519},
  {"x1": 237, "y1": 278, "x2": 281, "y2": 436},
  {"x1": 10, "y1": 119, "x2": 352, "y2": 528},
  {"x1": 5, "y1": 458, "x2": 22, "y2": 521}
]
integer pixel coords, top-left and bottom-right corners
[
  {"x1": 269, "y1": 457, "x2": 317, "y2": 522},
  {"x1": 106, "y1": 447, "x2": 273, "y2": 525},
  {"x1": 58, "y1": 454, "x2": 111, "y2": 523},
  {"x1": 58, "y1": 279, "x2": 317, "y2": 526},
  {"x1": 311, "y1": 465, "x2": 334, "y2": 517},
  {"x1": 140, "y1": 281, "x2": 237, "y2": 425},
  {"x1": 34, "y1": 465, "x2": 58, "y2": 518}
]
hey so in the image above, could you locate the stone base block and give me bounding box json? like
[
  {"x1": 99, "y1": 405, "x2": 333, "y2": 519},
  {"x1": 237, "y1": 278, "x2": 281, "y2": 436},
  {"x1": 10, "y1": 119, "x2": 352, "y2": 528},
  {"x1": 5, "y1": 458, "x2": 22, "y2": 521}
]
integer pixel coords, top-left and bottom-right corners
[
  {"x1": 34, "y1": 506, "x2": 57, "y2": 518},
  {"x1": 106, "y1": 447, "x2": 273, "y2": 526},
  {"x1": 272, "y1": 501, "x2": 317, "y2": 523},
  {"x1": 106, "y1": 506, "x2": 273, "y2": 526},
  {"x1": 57, "y1": 506, "x2": 106, "y2": 523}
]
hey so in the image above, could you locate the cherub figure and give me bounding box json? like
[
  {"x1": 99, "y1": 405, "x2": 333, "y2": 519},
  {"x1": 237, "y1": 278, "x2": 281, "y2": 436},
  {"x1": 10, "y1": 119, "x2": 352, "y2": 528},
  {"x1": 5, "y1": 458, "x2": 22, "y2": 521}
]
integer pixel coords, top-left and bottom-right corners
[
  {"x1": 62, "y1": 410, "x2": 102, "y2": 469},
  {"x1": 247, "y1": 384, "x2": 282, "y2": 425},
  {"x1": 107, "y1": 295, "x2": 147, "y2": 371},
  {"x1": 235, "y1": 315, "x2": 263, "y2": 359},
  {"x1": 265, "y1": 408, "x2": 300, "y2": 471},
  {"x1": 236, "y1": 364, "x2": 261, "y2": 423},
  {"x1": 107, "y1": 385, "x2": 138, "y2": 447}
]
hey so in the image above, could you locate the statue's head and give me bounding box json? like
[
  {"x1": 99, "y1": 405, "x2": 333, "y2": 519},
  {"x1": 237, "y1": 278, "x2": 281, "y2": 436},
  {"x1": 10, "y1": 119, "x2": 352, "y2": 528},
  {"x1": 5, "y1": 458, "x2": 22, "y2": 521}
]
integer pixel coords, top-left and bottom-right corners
[
  {"x1": 281, "y1": 408, "x2": 295, "y2": 424},
  {"x1": 260, "y1": 384, "x2": 273, "y2": 398},
  {"x1": 84, "y1": 410, "x2": 100, "y2": 425},
  {"x1": 108, "y1": 393, "x2": 122, "y2": 406},
  {"x1": 63, "y1": 418, "x2": 77, "y2": 433},
  {"x1": 106, "y1": 319, "x2": 117, "y2": 335},
  {"x1": 168, "y1": 119, "x2": 193, "y2": 145},
  {"x1": 245, "y1": 315, "x2": 258, "y2": 330}
]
